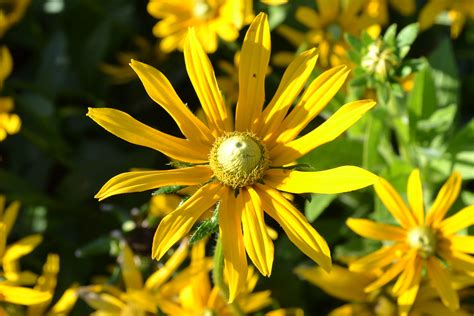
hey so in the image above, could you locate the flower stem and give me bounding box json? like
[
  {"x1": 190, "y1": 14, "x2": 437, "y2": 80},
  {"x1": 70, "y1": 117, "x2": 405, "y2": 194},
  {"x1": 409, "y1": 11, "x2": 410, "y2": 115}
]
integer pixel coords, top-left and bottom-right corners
[{"x1": 213, "y1": 235, "x2": 245, "y2": 316}]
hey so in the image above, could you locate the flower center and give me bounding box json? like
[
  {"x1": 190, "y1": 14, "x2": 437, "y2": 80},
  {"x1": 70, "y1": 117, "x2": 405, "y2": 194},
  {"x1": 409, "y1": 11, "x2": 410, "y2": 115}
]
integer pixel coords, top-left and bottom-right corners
[
  {"x1": 193, "y1": 0, "x2": 213, "y2": 20},
  {"x1": 406, "y1": 226, "x2": 437, "y2": 258},
  {"x1": 327, "y1": 23, "x2": 342, "y2": 41},
  {"x1": 209, "y1": 132, "x2": 269, "y2": 189},
  {"x1": 361, "y1": 41, "x2": 398, "y2": 79}
]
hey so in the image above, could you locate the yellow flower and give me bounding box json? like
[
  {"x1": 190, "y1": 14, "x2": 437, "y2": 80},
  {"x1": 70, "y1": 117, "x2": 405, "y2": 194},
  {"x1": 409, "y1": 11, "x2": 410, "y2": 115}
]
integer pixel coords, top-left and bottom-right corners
[
  {"x1": 0, "y1": 46, "x2": 21, "y2": 141},
  {"x1": 147, "y1": 0, "x2": 244, "y2": 53},
  {"x1": 419, "y1": 0, "x2": 474, "y2": 38},
  {"x1": 347, "y1": 169, "x2": 474, "y2": 313},
  {"x1": 88, "y1": 13, "x2": 377, "y2": 302},
  {"x1": 365, "y1": 0, "x2": 416, "y2": 25},
  {"x1": 277, "y1": 0, "x2": 378, "y2": 68},
  {"x1": 0, "y1": 0, "x2": 30, "y2": 37}
]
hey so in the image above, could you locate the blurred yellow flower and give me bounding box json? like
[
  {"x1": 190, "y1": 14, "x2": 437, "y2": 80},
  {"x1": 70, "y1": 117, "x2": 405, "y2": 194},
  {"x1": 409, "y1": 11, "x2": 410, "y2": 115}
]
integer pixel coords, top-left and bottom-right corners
[
  {"x1": 0, "y1": 0, "x2": 30, "y2": 37},
  {"x1": 147, "y1": 0, "x2": 244, "y2": 53},
  {"x1": 347, "y1": 169, "x2": 474, "y2": 313},
  {"x1": 365, "y1": 0, "x2": 416, "y2": 25},
  {"x1": 419, "y1": 0, "x2": 474, "y2": 38},
  {"x1": 277, "y1": 0, "x2": 378, "y2": 68},
  {"x1": 149, "y1": 194, "x2": 182, "y2": 218},
  {"x1": 0, "y1": 46, "x2": 21, "y2": 141},
  {"x1": 88, "y1": 13, "x2": 377, "y2": 302}
]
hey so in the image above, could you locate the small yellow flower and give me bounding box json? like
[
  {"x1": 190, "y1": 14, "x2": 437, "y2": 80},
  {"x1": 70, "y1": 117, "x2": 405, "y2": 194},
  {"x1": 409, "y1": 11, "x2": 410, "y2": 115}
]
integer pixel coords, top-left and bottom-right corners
[
  {"x1": 419, "y1": 0, "x2": 474, "y2": 38},
  {"x1": 365, "y1": 0, "x2": 416, "y2": 25},
  {"x1": 347, "y1": 169, "x2": 474, "y2": 313},
  {"x1": 0, "y1": 0, "x2": 30, "y2": 37},
  {"x1": 0, "y1": 46, "x2": 21, "y2": 141},
  {"x1": 277, "y1": 0, "x2": 378, "y2": 68},
  {"x1": 147, "y1": 0, "x2": 244, "y2": 53},
  {"x1": 88, "y1": 13, "x2": 377, "y2": 302}
]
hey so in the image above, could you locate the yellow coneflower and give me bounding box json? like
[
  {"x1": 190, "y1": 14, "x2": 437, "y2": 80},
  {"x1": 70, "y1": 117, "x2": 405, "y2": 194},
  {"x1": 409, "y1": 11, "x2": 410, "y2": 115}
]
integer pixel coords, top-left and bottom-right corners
[
  {"x1": 88, "y1": 13, "x2": 377, "y2": 302},
  {"x1": 347, "y1": 169, "x2": 474, "y2": 313}
]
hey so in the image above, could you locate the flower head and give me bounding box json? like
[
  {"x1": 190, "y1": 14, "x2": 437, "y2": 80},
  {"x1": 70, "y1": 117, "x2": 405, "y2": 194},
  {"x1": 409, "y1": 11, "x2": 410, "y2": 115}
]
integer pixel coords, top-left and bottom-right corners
[
  {"x1": 147, "y1": 0, "x2": 244, "y2": 53},
  {"x1": 347, "y1": 169, "x2": 474, "y2": 313},
  {"x1": 88, "y1": 13, "x2": 377, "y2": 302}
]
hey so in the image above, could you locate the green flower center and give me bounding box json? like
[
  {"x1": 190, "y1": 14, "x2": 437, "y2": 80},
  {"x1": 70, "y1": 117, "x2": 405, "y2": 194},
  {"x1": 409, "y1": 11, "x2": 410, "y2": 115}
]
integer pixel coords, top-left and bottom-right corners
[
  {"x1": 209, "y1": 132, "x2": 269, "y2": 189},
  {"x1": 406, "y1": 226, "x2": 437, "y2": 258},
  {"x1": 327, "y1": 23, "x2": 343, "y2": 41},
  {"x1": 361, "y1": 41, "x2": 398, "y2": 79}
]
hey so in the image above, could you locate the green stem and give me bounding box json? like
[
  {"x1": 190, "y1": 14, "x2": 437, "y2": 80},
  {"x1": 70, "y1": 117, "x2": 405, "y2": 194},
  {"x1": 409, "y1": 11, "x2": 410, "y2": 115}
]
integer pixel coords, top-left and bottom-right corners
[{"x1": 213, "y1": 236, "x2": 245, "y2": 316}]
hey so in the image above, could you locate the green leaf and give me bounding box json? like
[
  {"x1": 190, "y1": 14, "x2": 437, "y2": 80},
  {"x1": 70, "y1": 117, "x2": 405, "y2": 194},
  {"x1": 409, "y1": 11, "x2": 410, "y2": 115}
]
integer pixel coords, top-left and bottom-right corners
[
  {"x1": 383, "y1": 24, "x2": 398, "y2": 45},
  {"x1": 416, "y1": 104, "x2": 457, "y2": 133},
  {"x1": 304, "y1": 194, "x2": 336, "y2": 222},
  {"x1": 408, "y1": 63, "x2": 437, "y2": 122},
  {"x1": 152, "y1": 185, "x2": 187, "y2": 196},
  {"x1": 345, "y1": 33, "x2": 362, "y2": 50},
  {"x1": 189, "y1": 204, "x2": 219, "y2": 244},
  {"x1": 396, "y1": 23, "x2": 419, "y2": 48}
]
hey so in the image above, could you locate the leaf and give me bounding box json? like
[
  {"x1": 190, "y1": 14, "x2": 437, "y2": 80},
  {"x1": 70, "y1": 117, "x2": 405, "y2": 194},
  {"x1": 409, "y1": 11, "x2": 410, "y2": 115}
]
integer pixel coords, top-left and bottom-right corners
[
  {"x1": 189, "y1": 204, "x2": 219, "y2": 244},
  {"x1": 345, "y1": 33, "x2": 362, "y2": 50},
  {"x1": 304, "y1": 194, "x2": 337, "y2": 222},
  {"x1": 396, "y1": 23, "x2": 419, "y2": 48},
  {"x1": 152, "y1": 185, "x2": 187, "y2": 196},
  {"x1": 383, "y1": 24, "x2": 397, "y2": 45},
  {"x1": 416, "y1": 104, "x2": 457, "y2": 134},
  {"x1": 408, "y1": 63, "x2": 437, "y2": 124}
]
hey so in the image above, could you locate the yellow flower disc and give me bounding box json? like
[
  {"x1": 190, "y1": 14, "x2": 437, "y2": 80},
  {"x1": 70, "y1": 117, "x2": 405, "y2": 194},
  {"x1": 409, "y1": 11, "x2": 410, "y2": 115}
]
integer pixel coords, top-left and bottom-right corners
[
  {"x1": 406, "y1": 226, "x2": 437, "y2": 258},
  {"x1": 209, "y1": 132, "x2": 269, "y2": 189}
]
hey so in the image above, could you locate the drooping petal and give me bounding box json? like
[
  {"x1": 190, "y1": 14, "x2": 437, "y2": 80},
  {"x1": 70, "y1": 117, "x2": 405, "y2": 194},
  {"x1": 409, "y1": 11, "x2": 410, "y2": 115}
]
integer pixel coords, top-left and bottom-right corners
[
  {"x1": 146, "y1": 241, "x2": 188, "y2": 290},
  {"x1": 346, "y1": 218, "x2": 406, "y2": 241},
  {"x1": 374, "y1": 177, "x2": 417, "y2": 229},
  {"x1": 152, "y1": 183, "x2": 222, "y2": 260},
  {"x1": 3, "y1": 200, "x2": 19, "y2": 237},
  {"x1": 119, "y1": 243, "x2": 143, "y2": 290},
  {"x1": 184, "y1": 29, "x2": 232, "y2": 135},
  {"x1": 0, "y1": 285, "x2": 51, "y2": 305},
  {"x1": 3, "y1": 235, "x2": 43, "y2": 273},
  {"x1": 48, "y1": 285, "x2": 79, "y2": 316},
  {"x1": 235, "y1": 12, "x2": 270, "y2": 132},
  {"x1": 426, "y1": 256, "x2": 460, "y2": 311},
  {"x1": 392, "y1": 254, "x2": 422, "y2": 296},
  {"x1": 219, "y1": 187, "x2": 248, "y2": 303},
  {"x1": 87, "y1": 108, "x2": 209, "y2": 163},
  {"x1": 272, "y1": 65, "x2": 350, "y2": 146},
  {"x1": 130, "y1": 59, "x2": 214, "y2": 144},
  {"x1": 295, "y1": 265, "x2": 373, "y2": 302},
  {"x1": 349, "y1": 244, "x2": 406, "y2": 272},
  {"x1": 264, "y1": 166, "x2": 377, "y2": 194},
  {"x1": 407, "y1": 169, "x2": 425, "y2": 225},
  {"x1": 439, "y1": 205, "x2": 474, "y2": 235},
  {"x1": 270, "y1": 100, "x2": 376, "y2": 166},
  {"x1": 397, "y1": 283, "x2": 419, "y2": 316},
  {"x1": 256, "y1": 48, "x2": 318, "y2": 140},
  {"x1": 241, "y1": 187, "x2": 274, "y2": 277},
  {"x1": 364, "y1": 255, "x2": 410, "y2": 293},
  {"x1": 255, "y1": 184, "x2": 331, "y2": 272},
  {"x1": 95, "y1": 166, "x2": 213, "y2": 201},
  {"x1": 426, "y1": 172, "x2": 462, "y2": 227}
]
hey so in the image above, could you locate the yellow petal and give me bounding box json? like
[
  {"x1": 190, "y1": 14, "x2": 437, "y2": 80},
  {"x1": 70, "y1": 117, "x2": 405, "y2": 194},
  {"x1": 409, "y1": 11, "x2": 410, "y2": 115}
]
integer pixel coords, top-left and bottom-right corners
[
  {"x1": 3, "y1": 235, "x2": 43, "y2": 273},
  {"x1": 349, "y1": 244, "x2": 406, "y2": 272},
  {"x1": 0, "y1": 223, "x2": 5, "y2": 259},
  {"x1": 295, "y1": 6, "x2": 322, "y2": 29},
  {"x1": 129, "y1": 59, "x2": 214, "y2": 144},
  {"x1": 239, "y1": 290, "x2": 272, "y2": 313},
  {"x1": 184, "y1": 29, "x2": 231, "y2": 135},
  {"x1": 440, "y1": 205, "x2": 474, "y2": 235},
  {"x1": 264, "y1": 166, "x2": 377, "y2": 194},
  {"x1": 407, "y1": 169, "x2": 425, "y2": 225},
  {"x1": 397, "y1": 283, "x2": 419, "y2": 316},
  {"x1": 439, "y1": 249, "x2": 474, "y2": 272},
  {"x1": 272, "y1": 65, "x2": 350, "y2": 146},
  {"x1": 426, "y1": 257, "x2": 460, "y2": 311},
  {"x1": 3, "y1": 200, "x2": 19, "y2": 237},
  {"x1": 295, "y1": 264, "x2": 373, "y2": 302},
  {"x1": 95, "y1": 166, "x2": 213, "y2": 201},
  {"x1": 364, "y1": 254, "x2": 410, "y2": 293},
  {"x1": 79, "y1": 291, "x2": 124, "y2": 312},
  {"x1": 449, "y1": 235, "x2": 474, "y2": 254},
  {"x1": 0, "y1": 46, "x2": 13, "y2": 85},
  {"x1": 374, "y1": 176, "x2": 417, "y2": 229},
  {"x1": 0, "y1": 284, "x2": 51, "y2": 305},
  {"x1": 235, "y1": 12, "x2": 270, "y2": 132},
  {"x1": 241, "y1": 187, "x2": 274, "y2": 277},
  {"x1": 418, "y1": 0, "x2": 447, "y2": 31},
  {"x1": 426, "y1": 172, "x2": 462, "y2": 227},
  {"x1": 219, "y1": 187, "x2": 247, "y2": 303},
  {"x1": 270, "y1": 100, "x2": 376, "y2": 166},
  {"x1": 255, "y1": 184, "x2": 331, "y2": 272},
  {"x1": 145, "y1": 241, "x2": 188, "y2": 290},
  {"x1": 257, "y1": 48, "x2": 318, "y2": 140},
  {"x1": 152, "y1": 182, "x2": 222, "y2": 260},
  {"x1": 87, "y1": 107, "x2": 209, "y2": 163},
  {"x1": 392, "y1": 254, "x2": 422, "y2": 296},
  {"x1": 316, "y1": 0, "x2": 339, "y2": 21},
  {"x1": 27, "y1": 253, "x2": 59, "y2": 316},
  {"x1": 49, "y1": 285, "x2": 79, "y2": 316},
  {"x1": 346, "y1": 218, "x2": 406, "y2": 241},
  {"x1": 119, "y1": 243, "x2": 143, "y2": 290}
]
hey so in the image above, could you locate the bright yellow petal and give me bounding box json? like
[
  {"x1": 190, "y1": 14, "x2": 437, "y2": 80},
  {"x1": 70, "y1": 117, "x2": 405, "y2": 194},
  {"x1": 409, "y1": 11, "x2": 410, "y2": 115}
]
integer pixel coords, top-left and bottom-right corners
[
  {"x1": 257, "y1": 48, "x2": 318, "y2": 140},
  {"x1": 295, "y1": 6, "x2": 322, "y2": 29},
  {"x1": 264, "y1": 166, "x2": 377, "y2": 194},
  {"x1": 145, "y1": 240, "x2": 188, "y2": 290},
  {"x1": 3, "y1": 235, "x2": 43, "y2": 273},
  {"x1": 184, "y1": 29, "x2": 231, "y2": 135},
  {"x1": 440, "y1": 205, "x2": 474, "y2": 235},
  {"x1": 0, "y1": 224, "x2": 5, "y2": 259},
  {"x1": 87, "y1": 107, "x2": 209, "y2": 163},
  {"x1": 448, "y1": 235, "x2": 474, "y2": 254},
  {"x1": 374, "y1": 177, "x2": 417, "y2": 229},
  {"x1": 349, "y1": 244, "x2": 406, "y2": 272},
  {"x1": 392, "y1": 254, "x2": 422, "y2": 296},
  {"x1": 241, "y1": 187, "x2": 274, "y2": 277},
  {"x1": 255, "y1": 184, "x2": 331, "y2": 272},
  {"x1": 95, "y1": 166, "x2": 213, "y2": 201},
  {"x1": 235, "y1": 12, "x2": 270, "y2": 132},
  {"x1": 407, "y1": 169, "x2": 425, "y2": 225},
  {"x1": 364, "y1": 254, "x2": 411, "y2": 293},
  {"x1": 27, "y1": 253, "x2": 59, "y2": 316},
  {"x1": 439, "y1": 249, "x2": 474, "y2": 272},
  {"x1": 397, "y1": 283, "x2": 419, "y2": 316},
  {"x1": 79, "y1": 291, "x2": 124, "y2": 312},
  {"x1": 426, "y1": 172, "x2": 462, "y2": 227},
  {"x1": 152, "y1": 182, "x2": 222, "y2": 260},
  {"x1": 2, "y1": 200, "x2": 19, "y2": 237},
  {"x1": 239, "y1": 290, "x2": 272, "y2": 313},
  {"x1": 270, "y1": 100, "x2": 376, "y2": 166},
  {"x1": 119, "y1": 243, "x2": 143, "y2": 290},
  {"x1": 418, "y1": 0, "x2": 447, "y2": 30},
  {"x1": 0, "y1": 284, "x2": 51, "y2": 305},
  {"x1": 219, "y1": 187, "x2": 247, "y2": 303},
  {"x1": 346, "y1": 218, "x2": 406, "y2": 241},
  {"x1": 272, "y1": 65, "x2": 350, "y2": 145},
  {"x1": 129, "y1": 59, "x2": 214, "y2": 144},
  {"x1": 49, "y1": 285, "x2": 79, "y2": 316},
  {"x1": 295, "y1": 265, "x2": 373, "y2": 302},
  {"x1": 426, "y1": 256, "x2": 460, "y2": 311}
]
